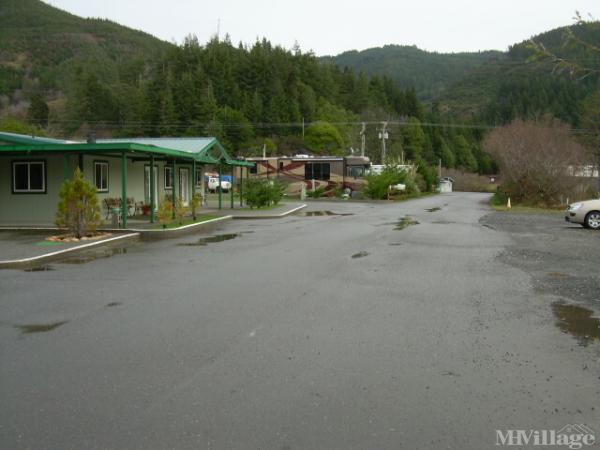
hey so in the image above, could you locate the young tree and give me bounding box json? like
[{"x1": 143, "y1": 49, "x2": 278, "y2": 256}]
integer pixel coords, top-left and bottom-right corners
[{"x1": 56, "y1": 168, "x2": 102, "y2": 238}]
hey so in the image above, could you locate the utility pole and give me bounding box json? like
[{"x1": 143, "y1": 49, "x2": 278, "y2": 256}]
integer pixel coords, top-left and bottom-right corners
[
  {"x1": 378, "y1": 122, "x2": 388, "y2": 164},
  {"x1": 360, "y1": 122, "x2": 366, "y2": 157}
]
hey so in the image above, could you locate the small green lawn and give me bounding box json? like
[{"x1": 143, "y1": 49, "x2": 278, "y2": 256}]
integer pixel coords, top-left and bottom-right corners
[
  {"x1": 156, "y1": 215, "x2": 219, "y2": 229},
  {"x1": 490, "y1": 193, "x2": 563, "y2": 214}
]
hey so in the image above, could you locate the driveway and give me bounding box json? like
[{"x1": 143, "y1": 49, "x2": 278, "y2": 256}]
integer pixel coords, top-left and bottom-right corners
[{"x1": 0, "y1": 193, "x2": 598, "y2": 449}]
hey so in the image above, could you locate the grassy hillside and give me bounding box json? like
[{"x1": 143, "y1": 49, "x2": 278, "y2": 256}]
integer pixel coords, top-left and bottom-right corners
[
  {"x1": 0, "y1": 0, "x2": 171, "y2": 98},
  {"x1": 325, "y1": 45, "x2": 504, "y2": 100}
]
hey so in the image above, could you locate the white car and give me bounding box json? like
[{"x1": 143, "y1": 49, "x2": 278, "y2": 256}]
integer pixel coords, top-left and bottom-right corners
[
  {"x1": 207, "y1": 177, "x2": 231, "y2": 193},
  {"x1": 565, "y1": 198, "x2": 600, "y2": 229}
]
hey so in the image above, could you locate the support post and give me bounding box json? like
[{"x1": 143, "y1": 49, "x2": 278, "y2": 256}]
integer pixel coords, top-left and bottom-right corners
[
  {"x1": 230, "y1": 165, "x2": 234, "y2": 209},
  {"x1": 239, "y1": 167, "x2": 244, "y2": 207},
  {"x1": 192, "y1": 159, "x2": 197, "y2": 219},
  {"x1": 218, "y1": 163, "x2": 223, "y2": 210},
  {"x1": 150, "y1": 155, "x2": 156, "y2": 223},
  {"x1": 172, "y1": 159, "x2": 177, "y2": 219},
  {"x1": 63, "y1": 155, "x2": 70, "y2": 180},
  {"x1": 200, "y1": 165, "x2": 206, "y2": 205},
  {"x1": 121, "y1": 152, "x2": 128, "y2": 228}
]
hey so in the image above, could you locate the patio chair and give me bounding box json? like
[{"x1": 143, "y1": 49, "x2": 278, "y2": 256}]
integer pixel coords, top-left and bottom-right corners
[
  {"x1": 104, "y1": 198, "x2": 121, "y2": 219},
  {"x1": 127, "y1": 197, "x2": 136, "y2": 217},
  {"x1": 135, "y1": 201, "x2": 145, "y2": 216}
]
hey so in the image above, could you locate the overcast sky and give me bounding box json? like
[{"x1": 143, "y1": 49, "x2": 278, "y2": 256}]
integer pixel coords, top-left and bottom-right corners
[{"x1": 44, "y1": 0, "x2": 599, "y2": 55}]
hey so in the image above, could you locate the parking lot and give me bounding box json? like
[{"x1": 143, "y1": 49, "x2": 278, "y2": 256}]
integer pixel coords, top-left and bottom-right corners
[{"x1": 1, "y1": 193, "x2": 598, "y2": 449}]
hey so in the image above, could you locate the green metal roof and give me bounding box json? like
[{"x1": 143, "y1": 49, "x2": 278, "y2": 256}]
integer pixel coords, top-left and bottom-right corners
[
  {"x1": 98, "y1": 137, "x2": 254, "y2": 167},
  {"x1": 0, "y1": 131, "x2": 71, "y2": 145},
  {"x1": 0, "y1": 133, "x2": 255, "y2": 167},
  {"x1": 0, "y1": 142, "x2": 217, "y2": 164},
  {"x1": 98, "y1": 137, "x2": 218, "y2": 154}
]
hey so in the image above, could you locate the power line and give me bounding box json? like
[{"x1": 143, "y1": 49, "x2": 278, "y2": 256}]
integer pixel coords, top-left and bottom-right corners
[{"x1": 39, "y1": 118, "x2": 600, "y2": 135}]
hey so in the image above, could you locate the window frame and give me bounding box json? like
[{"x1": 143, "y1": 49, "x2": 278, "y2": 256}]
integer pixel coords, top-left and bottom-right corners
[
  {"x1": 164, "y1": 166, "x2": 173, "y2": 190},
  {"x1": 93, "y1": 160, "x2": 109, "y2": 192},
  {"x1": 304, "y1": 162, "x2": 331, "y2": 181},
  {"x1": 11, "y1": 160, "x2": 47, "y2": 194}
]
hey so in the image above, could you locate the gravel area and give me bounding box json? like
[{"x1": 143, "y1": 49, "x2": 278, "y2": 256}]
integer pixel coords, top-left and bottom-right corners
[{"x1": 480, "y1": 211, "x2": 600, "y2": 309}]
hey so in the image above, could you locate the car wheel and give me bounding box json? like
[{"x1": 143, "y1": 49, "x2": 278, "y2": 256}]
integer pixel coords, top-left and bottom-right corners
[{"x1": 584, "y1": 211, "x2": 600, "y2": 230}]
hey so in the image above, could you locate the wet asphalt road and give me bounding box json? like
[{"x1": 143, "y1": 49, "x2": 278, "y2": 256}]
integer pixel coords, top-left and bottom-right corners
[{"x1": 0, "y1": 193, "x2": 599, "y2": 450}]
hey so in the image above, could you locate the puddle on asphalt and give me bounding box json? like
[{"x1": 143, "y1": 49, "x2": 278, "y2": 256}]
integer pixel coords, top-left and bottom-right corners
[
  {"x1": 395, "y1": 216, "x2": 420, "y2": 230},
  {"x1": 105, "y1": 302, "x2": 122, "y2": 307},
  {"x1": 23, "y1": 265, "x2": 55, "y2": 272},
  {"x1": 552, "y1": 302, "x2": 600, "y2": 347},
  {"x1": 352, "y1": 251, "x2": 369, "y2": 259},
  {"x1": 426, "y1": 207, "x2": 441, "y2": 212},
  {"x1": 296, "y1": 211, "x2": 354, "y2": 217},
  {"x1": 389, "y1": 242, "x2": 402, "y2": 246},
  {"x1": 58, "y1": 247, "x2": 129, "y2": 264},
  {"x1": 177, "y1": 233, "x2": 240, "y2": 246},
  {"x1": 16, "y1": 321, "x2": 68, "y2": 334}
]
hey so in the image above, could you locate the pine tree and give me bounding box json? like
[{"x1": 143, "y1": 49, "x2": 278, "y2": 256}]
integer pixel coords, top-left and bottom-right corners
[{"x1": 27, "y1": 94, "x2": 49, "y2": 128}]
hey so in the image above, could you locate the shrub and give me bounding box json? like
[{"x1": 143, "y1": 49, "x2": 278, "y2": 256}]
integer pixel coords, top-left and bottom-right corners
[
  {"x1": 157, "y1": 197, "x2": 173, "y2": 228},
  {"x1": 484, "y1": 118, "x2": 587, "y2": 207},
  {"x1": 56, "y1": 168, "x2": 102, "y2": 238},
  {"x1": 174, "y1": 198, "x2": 188, "y2": 225},
  {"x1": 364, "y1": 164, "x2": 420, "y2": 200},
  {"x1": 190, "y1": 193, "x2": 202, "y2": 220},
  {"x1": 306, "y1": 186, "x2": 327, "y2": 198},
  {"x1": 243, "y1": 178, "x2": 286, "y2": 208},
  {"x1": 417, "y1": 163, "x2": 439, "y2": 192}
]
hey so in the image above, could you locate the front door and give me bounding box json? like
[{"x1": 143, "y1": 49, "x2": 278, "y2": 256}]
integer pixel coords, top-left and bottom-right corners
[
  {"x1": 144, "y1": 165, "x2": 158, "y2": 211},
  {"x1": 179, "y1": 168, "x2": 190, "y2": 206}
]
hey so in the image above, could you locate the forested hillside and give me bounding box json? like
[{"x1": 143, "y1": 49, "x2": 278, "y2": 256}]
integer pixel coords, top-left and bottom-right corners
[
  {"x1": 437, "y1": 21, "x2": 600, "y2": 126},
  {"x1": 326, "y1": 45, "x2": 503, "y2": 100},
  {"x1": 0, "y1": 0, "x2": 170, "y2": 113},
  {"x1": 4, "y1": 0, "x2": 598, "y2": 177},
  {"x1": 1, "y1": 0, "x2": 494, "y2": 175}
]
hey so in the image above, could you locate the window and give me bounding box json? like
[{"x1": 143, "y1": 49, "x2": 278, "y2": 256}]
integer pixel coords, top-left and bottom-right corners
[
  {"x1": 164, "y1": 166, "x2": 173, "y2": 189},
  {"x1": 348, "y1": 166, "x2": 365, "y2": 178},
  {"x1": 249, "y1": 164, "x2": 258, "y2": 174},
  {"x1": 305, "y1": 162, "x2": 330, "y2": 181},
  {"x1": 195, "y1": 168, "x2": 203, "y2": 187},
  {"x1": 12, "y1": 161, "x2": 46, "y2": 193},
  {"x1": 94, "y1": 161, "x2": 109, "y2": 192},
  {"x1": 279, "y1": 161, "x2": 284, "y2": 171}
]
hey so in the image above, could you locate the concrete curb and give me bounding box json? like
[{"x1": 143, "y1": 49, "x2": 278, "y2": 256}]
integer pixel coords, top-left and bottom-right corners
[
  {"x1": 0, "y1": 232, "x2": 140, "y2": 269},
  {"x1": 232, "y1": 204, "x2": 307, "y2": 220},
  {"x1": 130, "y1": 216, "x2": 233, "y2": 240}
]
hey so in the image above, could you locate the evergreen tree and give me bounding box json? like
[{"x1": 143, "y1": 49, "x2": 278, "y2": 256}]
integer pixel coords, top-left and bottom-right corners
[{"x1": 27, "y1": 93, "x2": 49, "y2": 128}]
